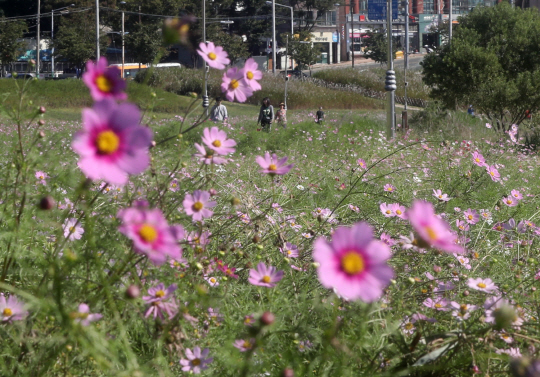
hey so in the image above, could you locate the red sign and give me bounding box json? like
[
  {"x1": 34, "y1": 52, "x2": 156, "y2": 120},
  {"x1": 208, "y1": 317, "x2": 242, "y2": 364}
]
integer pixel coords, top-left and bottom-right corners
[{"x1": 359, "y1": 15, "x2": 366, "y2": 21}]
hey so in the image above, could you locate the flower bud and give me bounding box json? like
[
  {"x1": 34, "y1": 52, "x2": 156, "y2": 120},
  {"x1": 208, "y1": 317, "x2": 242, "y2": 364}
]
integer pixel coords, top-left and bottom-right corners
[
  {"x1": 39, "y1": 196, "x2": 55, "y2": 210},
  {"x1": 39, "y1": 131, "x2": 46, "y2": 138},
  {"x1": 38, "y1": 119, "x2": 45, "y2": 126},
  {"x1": 230, "y1": 197, "x2": 241, "y2": 206},
  {"x1": 125, "y1": 285, "x2": 141, "y2": 299},
  {"x1": 39, "y1": 106, "x2": 46, "y2": 114},
  {"x1": 282, "y1": 368, "x2": 294, "y2": 377},
  {"x1": 260, "y1": 311, "x2": 275, "y2": 326},
  {"x1": 252, "y1": 235, "x2": 260, "y2": 243},
  {"x1": 494, "y1": 304, "x2": 517, "y2": 331}
]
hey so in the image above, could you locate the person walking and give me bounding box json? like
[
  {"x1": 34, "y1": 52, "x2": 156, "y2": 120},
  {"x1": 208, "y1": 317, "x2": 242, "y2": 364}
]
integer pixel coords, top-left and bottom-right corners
[
  {"x1": 275, "y1": 103, "x2": 287, "y2": 129},
  {"x1": 316, "y1": 106, "x2": 325, "y2": 123},
  {"x1": 210, "y1": 97, "x2": 228, "y2": 123},
  {"x1": 257, "y1": 97, "x2": 274, "y2": 132}
]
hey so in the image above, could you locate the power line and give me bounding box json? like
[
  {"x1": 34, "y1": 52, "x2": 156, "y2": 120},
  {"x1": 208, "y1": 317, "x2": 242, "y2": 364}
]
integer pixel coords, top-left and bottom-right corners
[{"x1": 0, "y1": 7, "x2": 92, "y2": 23}]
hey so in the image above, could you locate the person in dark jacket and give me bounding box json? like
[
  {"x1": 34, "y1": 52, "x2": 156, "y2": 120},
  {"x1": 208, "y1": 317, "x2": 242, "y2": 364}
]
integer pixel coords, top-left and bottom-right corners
[{"x1": 257, "y1": 97, "x2": 274, "y2": 132}]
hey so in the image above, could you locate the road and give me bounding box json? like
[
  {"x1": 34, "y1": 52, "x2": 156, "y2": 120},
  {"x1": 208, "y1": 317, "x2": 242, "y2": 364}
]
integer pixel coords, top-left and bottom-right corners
[{"x1": 307, "y1": 53, "x2": 426, "y2": 73}]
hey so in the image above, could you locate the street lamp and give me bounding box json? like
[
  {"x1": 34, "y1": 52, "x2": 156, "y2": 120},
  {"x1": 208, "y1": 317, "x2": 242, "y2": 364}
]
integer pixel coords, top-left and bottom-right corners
[
  {"x1": 51, "y1": 4, "x2": 75, "y2": 78},
  {"x1": 265, "y1": 1, "x2": 293, "y2": 36},
  {"x1": 96, "y1": 0, "x2": 100, "y2": 60},
  {"x1": 266, "y1": 1, "x2": 294, "y2": 73},
  {"x1": 120, "y1": 1, "x2": 126, "y2": 79}
]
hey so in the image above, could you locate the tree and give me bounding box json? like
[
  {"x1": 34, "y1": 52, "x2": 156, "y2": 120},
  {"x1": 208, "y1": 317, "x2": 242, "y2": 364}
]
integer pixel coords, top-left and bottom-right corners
[
  {"x1": 421, "y1": 3, "x2": 540, "y2": 132},
  {"x1": 0, "y1": 20, "x2": 27, "y2": 74},
  {"x1": 288, "y1": 31, "x2": 320, "y2": 74},
  {"x1": 362, "y1": 31, "x2": 397, "y2": 64},
  {"x1": 210, "y1": 31, "x2": 249, "y2": 65},
  {"x1": 54, "y1": 14, "x2": 108, "y2": 68},
  {"x1": 125, "y1": 23, "x2": 166, "y2": 65}
]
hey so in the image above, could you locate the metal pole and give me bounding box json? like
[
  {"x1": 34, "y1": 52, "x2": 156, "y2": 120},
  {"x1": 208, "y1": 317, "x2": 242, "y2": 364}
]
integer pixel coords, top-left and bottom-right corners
[
  {"x1": 284, "y1": 35, "x2": 288, "y2": 109},
  {"x1": 449, "y1": 0, "x2": 452, "y2": 41},
  {"x1": 272, "y1": 0, "x2": 277, "y2": 74},
  {"x1": 122, "y1": 11, "x2": 125, "y2": 79},
  {"x1": 350, "y1": 0, "x2": 354, "y2": 68},
  {"x1": 37, "y1": 0, "x2": 41, "y2": 76},
  {"x1": 403, "y1": 0, "x2": 408, "y2": 130},
  {"x1": 385, "y1": 0, "x2": 396, "y2": 140},
  {"x1": 51, "y1": 10, "x2": 54, "y2": 77},
  {"x1": 203, "y1": 0, "x2": 209, "y2": 114},
  {"x1": 290, "y1": 6, "x2": 294, "y2": 71},
  {"x1": 96, "y1": 0, "x2": 100, "y2": 59}
]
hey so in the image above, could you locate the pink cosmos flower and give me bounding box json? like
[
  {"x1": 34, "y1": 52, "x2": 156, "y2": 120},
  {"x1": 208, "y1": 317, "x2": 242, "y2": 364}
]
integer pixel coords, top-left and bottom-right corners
[
  {"x1": 433, "y1": 189, "x2": 450, "y2": 202},
  {"x1": 82, "y1": 57, "x2": 127, "y2": 101},
  {"x1": 380, "y1": 203, "x2": 395, "y2": 217},
  {"x1": 233, "y1": 338, "x2": 255, "y2": 352},
  {"x1": 248, "y1": 263, "x2": 284, "y2": 288},
  {"x1": 280, "y1": 242, "x2": 299, "y2": 258},
  {"x1": 313, "y1": 222, "x2": 394, "y2": 302},
  {"x1": 242, "y1": 58, "x2": 262, "y2": 91},
  {"x1": 454, "y1": 254, "x2": 471, "y2": 270},
  {"x1": 380, "y1": 232, "x2": 395, "y2": 246},
  {"x1": 463, "y1": 209, "x2": 479, "y2": 225},
  {"x1": 486, "y1": 123, "x2": 492, "y2": 129},
  {"x1": 472, "y1": 151, "x2": 486, "y2": 167},
  {"x1": 502, "y1": 196, "x2": 518, "y2": 207},
  {"x1": 486, "y1": 165, "x2": 501, "y2": 182},
  {"x1": 407, "y1": 200, "x2": 464, "y2": 254},
  {"x1": 450, "y1": 302, "x2": 477, "y2": 320},
  {"x1": 194, "y1": 143, "x2": 228, "y2": 165},
  {"x1": 0, "y1": 294, "x2": 27, "y2": 322},
  {"x1": 63, "y1": 218, "x2": 84, "y2": 241},
  {"x1": 510, "y1": 189, "x2": 523, "y2": 200},
  {"x1": 197, "y1": 42, "x2": 230, "y2": 69},
  {"x1": 456, "y1": 220, "x2": 469, "y2": 232},
  {"x1": 221, "y1": 67, "x2": 253, "y2": 103},
  {"x1": 72, "y1": 100, "x2": 153, "y2": 186},
  {"x1": 180, "y1": 347, "x2": 213, "y2": 374},
  {"x1": 73, "y1": 304, "x2": 102, "y2": 326},
  {"x1": 391, "y1": 203, "x2": 407, "y2": 219},
  {"x1": 35, "y1": 171, "x2": 48, "y2": 185},
  {"x1": 205, "y1": 276, "x2": 220, "y2": 287},
  {"x1": 143, "y1": 283, "x2": 178, "y2": 319},
  {"x1": 183, "y1": 190, "x2": 217, "y2": 222},
  {"x1": 383, "y1": 184, "x2": 396, "y2": 192},
  {"x1": 357, "y1": 158, "x2": 367, "y2": 170},
  {"x1": 423, "y1": 297, "x2": 449, "y2": 311},
  {"x1": 256, "y1": 152, "x2": 294, "y2": 176},
  {"x1": 467, "y1": 277, "x2": 498, "y2": 293},
  {"x1": 117, "y1": 207, "x2": 184, "y2": 265},
  {"x1": 201, "y1": 126, "x2": 236, "y2": 155}
]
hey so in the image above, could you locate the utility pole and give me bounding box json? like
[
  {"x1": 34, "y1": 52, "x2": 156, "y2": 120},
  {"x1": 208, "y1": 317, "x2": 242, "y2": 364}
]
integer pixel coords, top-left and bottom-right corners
[
  {"x1": 284, "y1": 34, "x2": 289, "y2": 109},
  {"x1": 403, "y1": 0, "x2": 409, "y2": 131},
  {"x1": 202, "y1": 0, "x2": 209, "y2": 114},
  {"x1": 449, "y1": 0, "x2": 453, "y2": 41},
  {"x1": 37, "y1": 0, "x2": 41, "y2": 76},
  {"x1": 51, "y1": 9, "x2": 54, "y2": 77},
  {"x1": 385, "y1": 0, "x2": 396, "y2": 140},
  {"x1": 350, "y1": 0, "x2": 354, "y2": 68},
  {"x1": 122, "y1": 10, "x2": 125, "y2": 79},
  {"x1": 272, "y1": 0, "x2": 277, "y2": 74},
  {"x1": 96, "y1": 0, "x2": 100, "y2": 60}
]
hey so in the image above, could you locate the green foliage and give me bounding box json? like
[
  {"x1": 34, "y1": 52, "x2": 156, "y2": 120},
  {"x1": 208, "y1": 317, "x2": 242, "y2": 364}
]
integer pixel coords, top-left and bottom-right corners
[
  {"x1": 125, "y1": 22, "x2": 166, "y2": 65},
  {"x1": 0, "y1": 19, "x2": 27, "y2": 70},
  {"x1": 362, "y1": 31, "x2": 397, "y2": 64},
  {"x1": 53, "y1": 13, "x2": 108, "y2": 67},
  {"x1": 209, "y1": 31, "x2": 249, "y2": 65},
  {"x1": 288, "y1": 31, "x2": 320, "y2": 70},
  {"x1": 421, "y1": 2, "x2": 540, "y2": 132}
]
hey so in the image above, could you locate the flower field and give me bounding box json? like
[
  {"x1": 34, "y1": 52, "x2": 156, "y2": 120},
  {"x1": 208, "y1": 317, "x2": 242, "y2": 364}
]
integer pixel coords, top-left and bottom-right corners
[{"x1": 1, "y1": 47, "x2": 540, "y2": 377}]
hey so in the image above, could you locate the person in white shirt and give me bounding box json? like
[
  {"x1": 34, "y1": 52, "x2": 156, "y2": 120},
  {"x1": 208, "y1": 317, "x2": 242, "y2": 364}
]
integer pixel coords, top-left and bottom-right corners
[{"x1": 210, "y1": 97, "x2": 228, "y2": 122}]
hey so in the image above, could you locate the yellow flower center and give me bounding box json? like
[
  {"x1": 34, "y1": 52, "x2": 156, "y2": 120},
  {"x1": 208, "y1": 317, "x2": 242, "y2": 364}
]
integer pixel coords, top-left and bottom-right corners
[
  {"x1": 192, "y1": 201, "x2": 204, "y2": 211},
  {"x1": 477, "y1": 282, "x2": 487, "y2": 289},
  {"x1": 69, "y1": 226, "x2": 75, "y2": 232},
  {"x1": 438, "y1": 195, "x2": 442, "y2": 198},
  {"x1": 210, "y1": 278, "x2": 216, "y2": 283},
  {"x1": 405, "y1": 322, "x2": 414, "y2": 330},
  {"x1": 208, "y1": 52, "x2": 217, "y2": 60},
  {"x1": 506, "y1": 199, "x2": 512, "y2": 204},
  {"x1": 39, "y1": 175, "x2": 44, "y2": 179},
  {"x1": 468, "y1": 215, "x2": 473, "y2": 220},
  {"x1": 172, "y1": 183, "x2": 177, "y2": 188},
  {"x1": 229, "y1": 79, "x2": 239, "y2": 89},
  {"x1": 287, "y1": 250, "x2": 292, "y2": 255},
  {"x1": 388, "y1": 187, "x2": 393, "y2": 191},
  {"x1": 386, "y1": 210, "x2": 391, "y2": 214},
  {"x1": 79, "y1": 312, "x2": 89, "y2": 319},
  {"x1": 490, "y1": 171, "x2": 495, "y2": 176},
  {"x1": 435, "y1": 303, "x2": 442, "y2": 308},
  {"x1": 243, "y1": 340, "x2": 252, "y2": 348},
  {"x1": 3, "y1": 308, "x2": 13, "y2": 317},
  {"x1": 139, "y1": 224, "x2": 158, "y2": 243},
  {"x1": 475, "y1": 158, "x2": 480, "y2": 162},
  {"x1": 246, "y1": 71, "x2": 254, "y2": 80},
  {"x1": 262, "y1": 275, "x2": 271, "y2": 283},
  {"x1": 268, "y1": 164, "x2": 277, "y2": 171},
  {"x1": 212, "y1": 140, "x2": 222, "y2": 148},
  {"x1": 341, "y1": 251, "x2": 365, "y2": 275},
  {"x1": 396, "y1": 210, "x2": 402, "y2": 215},
  {"x1": 96, "y1": 130, "x2": 120, "y2": 155},
  {"x1": 425, "y1": 226, "x2": 438, "y2": 241},
  {"x1": 155, "y1": 290, "x2": 165, "y2": 298},
  {"x1": 191, "y1": 358, "x2": 201, "y2": 366},
  {"x1": 95, "y1": 75, "x2": 113, "y2": 92}
]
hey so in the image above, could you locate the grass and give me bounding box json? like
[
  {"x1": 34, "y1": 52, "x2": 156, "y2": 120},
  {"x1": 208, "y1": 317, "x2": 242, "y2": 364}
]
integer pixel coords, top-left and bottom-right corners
[{"x1": 0, "y1": 77, "x2": 538, "y2": 376}]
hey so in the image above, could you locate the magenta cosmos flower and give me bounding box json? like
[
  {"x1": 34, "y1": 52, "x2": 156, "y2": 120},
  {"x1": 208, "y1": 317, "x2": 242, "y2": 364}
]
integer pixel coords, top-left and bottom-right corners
[
  {"x1": 463, "y1": 208, "x2": 479, "y2": 225},
  {"x1": 201, "y1": 127, "x2": 236, "y2": 155},
  {"x1": 242, "y1": 58, "x2": 263, "y2": 91},
  {"x1": 73, "y1": 304, "x2": 102, "y2": 326},
  {"x1": 313, "y1": 222, "x2": 394, "y2": 302},
  {"x1": 433, "y1": 189, "x2": 450, "y2": 202},
  {"x1": 63, "y1": 218, "x2": 84, "y2": 241},
  {"x1": 472, "y1": 151, "x2": 486, "y2": 167},
  {"x1": 249, "y1": 263, "x2": 284, "y2": 288},
  {"x1": 357, "y1": 158, "x2": 367, "y2": 170},
  {"x1": 256, "y1": 152, "x2": 294, "y2": 176},
  {"x1": 510, "y1": 189, "x2": 523, "y2": 200},
  {"x1": 143, "y1": 283, "x2": 178, "y2": 319},
  {"x1": 221, "y1": 67, "x2": 253, "y2": 103},
  {"x1": 197, "y1": 41, "x2": 230, "y2": 69},
  {"x1": 0, "y1": 294, "x2": 27, "y2": 322},
  {"x1": 384, "y1": 184, "x2": 396, "y2": 192},
  {"x1": 486, "y1": 165, "x2": 501, "y2": 182},
  {"x1": 502, "y1": 196, "x2": 518, "y2": 207},
  {"x1": 233, "y1": 338, "x2": 256, "y2": 352},
  {"x1": 72, "y1": 100, "x2": 153, "y2": 186},
  {"x1": 82, "y1": 57, "x2": 127, "y2": 101},
  {"x1": 183, "y1": 190, "x2": 217, "y2": 222},
  {"x1": 117, "y1": 207, "x2": 184, "y2": 265},
  {"x1": 407, "y1": 200, "x2": 464, "y2": 254},
  {"x1": 180, "y1": 347, "x2": 213, "y2": 374},
  {"x1": 194, "y1": 143, "x2": 228, "y2": 165},
  {"x1": 391, "y1": 203, "x2": 407, "y2": 219},
  {"x1": 380, "y1": 203, "x2": 395, "y2": 217},
  {"x1": 467, "y1": 277, "x2": 498, "y2": 293}
]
